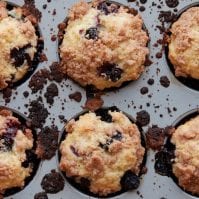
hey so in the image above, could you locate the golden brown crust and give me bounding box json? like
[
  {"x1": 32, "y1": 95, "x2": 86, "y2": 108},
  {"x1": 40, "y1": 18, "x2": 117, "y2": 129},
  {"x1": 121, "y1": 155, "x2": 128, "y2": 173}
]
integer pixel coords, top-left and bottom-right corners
[
  {"x1": 60, "y1": 111, "x2": 145, "y2": 196},
  {"x1": 171, "y1": 115, "x2": 199, "y2": 195},
  {"x1": 169, "y1": 7, "x2": 199, "y2": 79},
  {"x1": 60, "y1": 0, "x2": 149, "y2": 90},
  {"x1": 0, "y1": 110, "x2": 33, "y2": 193},
  {"x1": 0, "y1": 3, "x2": 38, "y2": 90}
]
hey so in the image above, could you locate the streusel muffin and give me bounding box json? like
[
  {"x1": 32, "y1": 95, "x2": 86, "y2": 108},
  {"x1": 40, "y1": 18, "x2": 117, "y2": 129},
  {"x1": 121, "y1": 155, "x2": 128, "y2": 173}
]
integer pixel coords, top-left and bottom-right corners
[
  {"x1": 59, "y1": 108, "x2": 145, "y2": 196},
  {"x1": 0, "y1": 2, "x2": 38, "y2": 90},
  {"x1": 168, "y1": 7, "x2": 199, "y2": 79},
  {"x1": 59, "y1": 0, "x2": 149, "y2": 90},
  {"x1": 0, "y1": 108, "x2": 34, "y2": 194},
  {"x1": 171, "y1": 115, "x2": 199, "y2": 195}
]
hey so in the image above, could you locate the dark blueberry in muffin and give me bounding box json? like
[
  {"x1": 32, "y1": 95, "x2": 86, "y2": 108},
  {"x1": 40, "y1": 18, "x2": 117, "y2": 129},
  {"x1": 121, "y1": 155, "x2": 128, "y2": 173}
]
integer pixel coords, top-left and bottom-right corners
[
  {"x1": 154, "y1": 149, "x2": 174, "y2": 176},
  {"x1": 10, "y1": 44, "x2": 31, "y2": 67},
  {"x1": 112, "y1": 131, "x2": 123, "y2": 141},
  {"x1": 80, "y1": 178, "x2": 90, "y2": 190},
  {"x1": 97, "y1": 1, "x2": 109, "y2": 15},
  {"x1": 98, "y1": 63, "x2": 123, "y2": 82},
  {"x1": 99, "y1": 139, "x2": 113, "y2": 151},
  {"x1": 120, "y1": 170, "x2": 140, "y2": 190},
  {"x1": 22, "y1": 149, "x2": 38, "y2": 168},
  {"x1": 0, "y1": 127, "x2": 18, "y2": 151},
  {"x1": 85, "y1": 27, "x2": 98, "y2": 40},
  {"x1": 70, "y1": 145, "x2": 79, "y2": 156},
  {"x1": 97, "y1": 1, "x2": 119, "y2": 15},
  {"x1": 95, "y1": 108, "x2": 112, "y2": 122}
]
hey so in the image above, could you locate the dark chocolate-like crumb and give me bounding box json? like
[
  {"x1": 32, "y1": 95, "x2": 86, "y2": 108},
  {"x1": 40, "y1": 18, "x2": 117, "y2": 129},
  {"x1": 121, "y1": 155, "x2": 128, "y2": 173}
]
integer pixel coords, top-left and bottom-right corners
[
  {"x1": 139, "y1": 6, "x2": 145, "y2": 12},
  {"x1": 159, "y1": 11, "x2": 177, "y2": 23},
  {"x1": 136, "y1": 110, "x2": 150, "y2": 126},
  {"x1": 51, "y1": 35, "x2": 56, "y2": 41},
  {"x1": 39, "y1": 53, "x2": 48, "y2": 62},
  {"x1": 23, "y1": 91, "x2": 29, "y2": 98},
  {"x1": 140, "y1": 87, "x2": 149, "y2": 95},
  {"x1": 28, "y1": 98, "x2": 49, "y2": 129},
  {"x1": 156, "y1": 52, "x2": 162, "y2": 59},
  {"x1": 147, "y1": 78, "x2": 154, "y2": 85},
  {"x1": 36, "y1": 127, "x2": 58, "y2": 160},
  {"x1": 84, "y1": 97, "x2": 104, "y2": 111},
  {"x1": 22, "y1": 0, "x2": 42, "y2": 24},
  {"x1": 146, "y1": 125, "x2": 165, "y2": 150},
  {"x1": 69, "y1": 92, "x2": 82, "y2": 102},
  {"x1": 49, "y1": 62, "x2": 65, "y2": 83},
  {"x1": 41, "y1": 170, "x2": 65, "y2": 193},
  {"x1": 28, "y1": 69, "x2": 49, "y2": 93},
  {"x1": 160, "y1": 76, "x2": 170, "y2": 88},
  {"x1": 165, "y1": 0, "x2": 179, "y2": 8},
  {"x1": 42, "y1": 4, "x2": 47, "y2": 9},
  {"x1": 144, "y1": 56, "x2": 153, "y2": 66},
  {"x1": 44, "y1": 83, "x2": 58, "y2": 105},
  {"x1": 2, "y1": 88, "x2": 12, "y2": 104},
  {"x1": 34, "y1": 192, "x2": 48, "y2": 199}
]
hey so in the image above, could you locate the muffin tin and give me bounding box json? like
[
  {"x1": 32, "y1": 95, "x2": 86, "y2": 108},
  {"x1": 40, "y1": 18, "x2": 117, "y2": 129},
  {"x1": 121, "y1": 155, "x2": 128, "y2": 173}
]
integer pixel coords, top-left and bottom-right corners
[
  {"x1": 0, "y1": 2, "x2": 44, "y2": 90},
  {"x1": 0, "y1": 0, "x2": 199, "y2": 198},
  {"x1": 58, "y1": 107, "x2": 147, "y2": 198}
]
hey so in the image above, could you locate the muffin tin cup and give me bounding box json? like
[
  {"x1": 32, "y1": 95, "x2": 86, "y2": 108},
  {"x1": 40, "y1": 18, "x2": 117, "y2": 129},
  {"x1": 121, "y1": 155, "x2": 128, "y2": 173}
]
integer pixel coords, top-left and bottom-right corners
[
  {"x1": 165, "y1": 2, "x2": 199, "y2": 91},
  {"x1": 1, "y1": 2, "x2": 44, "y2": 90},
  {"x1": 57, "y1": 0, "x2": 150, "y2": 92},
  {"x1": 0, "y1": 106, "x2": 41, "y2": 197},
  {"x1": 57, "y1": 107, "x2": 147, "y2": 198},
  {"x1": 158, "y1": 109, "x2": 199, "y2": 198}
]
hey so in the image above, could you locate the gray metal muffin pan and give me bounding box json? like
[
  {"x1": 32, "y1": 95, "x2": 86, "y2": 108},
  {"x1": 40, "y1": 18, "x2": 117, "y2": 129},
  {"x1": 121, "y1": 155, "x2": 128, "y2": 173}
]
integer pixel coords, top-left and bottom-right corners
[{"x1": 1, "y1": 0, "x2": 199, "y2": 198}]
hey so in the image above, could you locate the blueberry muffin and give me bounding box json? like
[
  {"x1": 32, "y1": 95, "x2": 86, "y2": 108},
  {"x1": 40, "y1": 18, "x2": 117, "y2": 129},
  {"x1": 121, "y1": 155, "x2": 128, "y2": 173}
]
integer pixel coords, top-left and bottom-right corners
[
  {"x1": 59, "y1": 109, "x2": 145, "y2": 196},
  {"x1": 59, "y1": 0, "x2": 149, "y2": 90},
  {"x1": 171, "y1": 115, "x2": 199, "y2": 195},
  {"x1": 168, "y1": 7, "x2": 199, "y2": 79},
  {"x1": 0, "y1": 109, "x2": 34, "y2": 194},
  {"x1": 0, "y1": 2, "x2": 38, "y2": 90}
]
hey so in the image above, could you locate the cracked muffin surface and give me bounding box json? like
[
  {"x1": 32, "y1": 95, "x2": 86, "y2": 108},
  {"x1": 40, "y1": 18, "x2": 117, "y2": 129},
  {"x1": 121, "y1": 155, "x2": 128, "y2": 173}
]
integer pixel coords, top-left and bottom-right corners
[
  {"x1": 0, "y1": 2, "x2": 38, "y2": 90},
  {"x1": 168, "y1": 7, "x2": 199, "y2": 79},
  {"x1": 171, "y1": 115, "x2": 199, "y2": 195},
  {"x1": 59, "y1": 0, "x2": 149, "y2": 90},
  {"x1": 0, "y1": 109, "x2": 33, "y2": 194},
  {"x1": 59, "y1": 110, "x2": 145, "y2": 196}
]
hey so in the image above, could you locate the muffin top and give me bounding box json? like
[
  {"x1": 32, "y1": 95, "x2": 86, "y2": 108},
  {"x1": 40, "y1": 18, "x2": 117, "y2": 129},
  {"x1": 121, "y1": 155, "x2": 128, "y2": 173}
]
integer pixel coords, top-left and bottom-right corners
[
  {"x1": 60, "y1": 0, "x2": 149, "y2": 90},
  {"x1": 168, "y1": 7, "x2": 199, "y2": 79},
  {"x1": 0, "y1": 2, "x2": 38, "y2": 90},
  {"x1": 0, "y1": 109, "x2": 33, "y2": 194},
  {"x1": 171, "y1": 115, "x2": 199, "y2": 195},
  {"x1": 59, "y1": 110, "x2": 145, "y2": 196}
]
